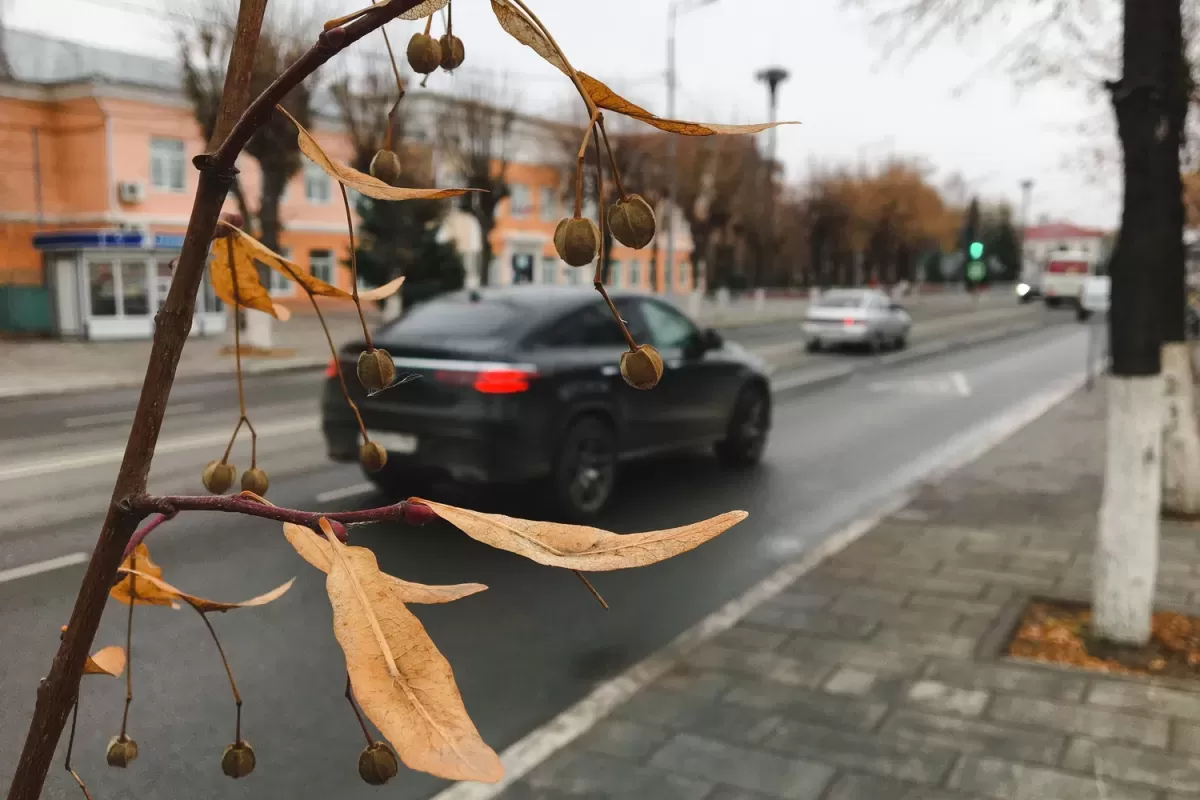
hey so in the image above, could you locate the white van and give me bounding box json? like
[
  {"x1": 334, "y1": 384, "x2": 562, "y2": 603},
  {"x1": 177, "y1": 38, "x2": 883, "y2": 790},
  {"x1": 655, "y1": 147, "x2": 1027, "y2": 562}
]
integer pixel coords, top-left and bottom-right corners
[{"x1": 1042, "y1": 249, "x2": 1098, "y2": 309}]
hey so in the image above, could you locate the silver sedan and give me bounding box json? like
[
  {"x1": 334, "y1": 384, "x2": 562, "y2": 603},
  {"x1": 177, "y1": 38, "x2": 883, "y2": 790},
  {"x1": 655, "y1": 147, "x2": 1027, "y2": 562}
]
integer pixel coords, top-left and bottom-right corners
[{"x1": 802, "y1": 288, "x2": 912, "y2": 352}]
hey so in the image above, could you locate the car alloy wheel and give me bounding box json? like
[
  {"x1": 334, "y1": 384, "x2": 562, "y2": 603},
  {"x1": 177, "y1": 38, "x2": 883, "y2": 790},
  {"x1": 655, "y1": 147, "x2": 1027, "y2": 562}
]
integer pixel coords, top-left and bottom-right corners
[
  {"x1": 716, "y1": 386, "x2": 769, "y2": 467},
  {"x1": 555, "y1": 416, "x2": 616, "y2": 518}
]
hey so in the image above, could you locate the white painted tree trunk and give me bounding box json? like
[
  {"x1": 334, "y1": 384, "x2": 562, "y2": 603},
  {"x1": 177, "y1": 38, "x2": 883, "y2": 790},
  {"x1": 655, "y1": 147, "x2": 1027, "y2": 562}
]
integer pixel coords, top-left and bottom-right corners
[
  {"x1": 1161, "y1": 342, "x2": 1200, "y2": 515},
  {"x1": 382, "y1": 294, "x2": 403, "y2": 323},
  {"x1": 1094, "y1": 374, "x2": 1164, "y2": 645},
  {"x1": 243, "y1": 309, "x2": 273, "y2": 351}
]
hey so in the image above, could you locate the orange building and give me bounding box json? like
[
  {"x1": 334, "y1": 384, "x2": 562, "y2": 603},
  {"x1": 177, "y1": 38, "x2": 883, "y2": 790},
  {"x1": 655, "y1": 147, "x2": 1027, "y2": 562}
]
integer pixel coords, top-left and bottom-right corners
[{"x1": 0, "y1": 30, "x2": 692, "y2": 339}]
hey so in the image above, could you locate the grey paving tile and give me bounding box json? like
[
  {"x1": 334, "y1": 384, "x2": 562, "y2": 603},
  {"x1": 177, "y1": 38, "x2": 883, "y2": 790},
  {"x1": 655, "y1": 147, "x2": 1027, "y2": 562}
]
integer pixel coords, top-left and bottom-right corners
[
  {"x1": 523, "y1": 748, "x2": 712, "y2": 800},
  {"x1": 761, "y1": 718, "x2": 958, "y2": 784},
  {"x1": 576, "y1": 718, "x2": 673, "y2": 760},
  {"x1": 781, "y1": 634, "x2": 930, "y2": 676},
  {"x1": 1174, "y1": 720, "x2": 1200, "y2": 755},
  {"x1": 905, "y1": 680, "x2": 989, "y2": 717},
  {"x1": 907, "y1": 593, "x2": 1007, "y2": 617},
  {"x1": 1063, "y1": 737, "x2": 1200, "y2": 793},
  {"x1": 949, "y1": 756, "x2": 1157, "y2": 800},
  {"x1": 723, "y1": 680, "x2": 888, "y2": 732},
  {"x1": 987, "y1": 695, "x2": 1169, "y2": 748},
  {"x1": 1088, "y1": 680, "x2": 1200, "y2": 721},
  {"x1": 687, "y1": 645, "x2": 832, "y2": 689},
  {"x1": 825, "y1": 773, "x2": 987, "y2": 800},
  {"x1": 870, "y1": 628, "x2": 977, "y2": 658},
  {"x1": 937, "y1": 566, "x2": 1057, "y2": 590},
  {"x1": 711, "y1": 625, "x2": 790, "y2": 653},
  {"x1": 879, "y1": 708, "x2": 1067, "y2": 765},
  {"x1": 823, "y1": 667, "x2": 879, "y2": 697},
  {"x1": 744, "y1": 605, "x2": 877, "y2": 639},
  {"x1": 648, "y1": 734, "x2": 833, "y2": 800},
  {"x1": 924, "y1": 658, "x2": 1088, "y2": 701}
]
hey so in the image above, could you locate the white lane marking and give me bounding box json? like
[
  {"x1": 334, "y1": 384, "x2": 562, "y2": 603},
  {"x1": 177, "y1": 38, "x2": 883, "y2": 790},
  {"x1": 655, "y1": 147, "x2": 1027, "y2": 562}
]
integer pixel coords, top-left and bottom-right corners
[
  {"x1": 315, "y1": 483, "x2": 376, "y2": 504},
  {"x1": 0, "y1": 552, "x2": 89, "y2": 584},
  {"x1": 431, "y1": 369, "x2": 1090, "y2": 800},
  {"x1": 0, "y1": 416, "x2": 319, "y2": 482},
  {"x1": 65, "y1": 402, "x2": 207, "y2": 429},
  {"x1": 952, "y1": 371, "x2": 972, "y2": 397}
]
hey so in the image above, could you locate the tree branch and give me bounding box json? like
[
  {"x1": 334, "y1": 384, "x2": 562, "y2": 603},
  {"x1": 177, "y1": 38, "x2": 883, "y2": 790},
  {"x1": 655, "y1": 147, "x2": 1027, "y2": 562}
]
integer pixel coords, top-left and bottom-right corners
[{"x1": 5, "y1": 3, "x2": 426, "y2": 799}]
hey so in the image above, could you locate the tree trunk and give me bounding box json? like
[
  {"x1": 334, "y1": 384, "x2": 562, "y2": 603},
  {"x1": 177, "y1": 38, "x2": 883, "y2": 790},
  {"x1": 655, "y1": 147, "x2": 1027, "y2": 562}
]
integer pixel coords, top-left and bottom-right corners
[
  {"x1": 1094, "y1": 0, "x2": 1178, "y2": 645},
  {"x1": 241, "y1": 176, "x2": 286, "y2": 351}
]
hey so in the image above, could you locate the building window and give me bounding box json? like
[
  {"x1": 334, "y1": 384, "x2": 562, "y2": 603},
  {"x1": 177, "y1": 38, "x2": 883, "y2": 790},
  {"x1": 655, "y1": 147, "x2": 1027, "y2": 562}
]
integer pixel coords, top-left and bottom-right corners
[
  {"x1": 629, "y1": 260, "x2": 641, "y2": 288},
  {"x1": 541, "y1": 256, "x2": 558, "y2": 285},
  {"x1": 89, "y1": 262, "x2": 117, "y2": 316},
  {"x1": 310, "y1": 249, "x2": 334, "y2": 285},
  {"x1": 609, "y1": 260, "x2": 622, "y2": 288},
  {"x1": 540, "y1": 187, "x2": 559, "y2": 222},
  {"x1": 562, "y1": 263, "x2": 581, "y2": 285},
  {"x1": 509, "y1": 184, "x2": 531, "y2": 218},
  {"x1": 269, "y1": 248, "x2": 294, "y2": 297},
  {"x1": 304, "y1": 161, "x2": 332, "y2": 204},
  {"x1": 679, "y1": 261, "x2": 689, "y2": 288},
  {"x1": 150, "y1": 137, "x2": 186, "y2": 191}
]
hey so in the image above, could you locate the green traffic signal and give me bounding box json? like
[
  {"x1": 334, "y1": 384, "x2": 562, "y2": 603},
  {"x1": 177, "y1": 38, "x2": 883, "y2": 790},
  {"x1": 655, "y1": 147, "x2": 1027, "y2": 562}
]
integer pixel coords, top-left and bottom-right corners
[{"x1": 969, "y1": 241, "x2": 984, "y2": 259}]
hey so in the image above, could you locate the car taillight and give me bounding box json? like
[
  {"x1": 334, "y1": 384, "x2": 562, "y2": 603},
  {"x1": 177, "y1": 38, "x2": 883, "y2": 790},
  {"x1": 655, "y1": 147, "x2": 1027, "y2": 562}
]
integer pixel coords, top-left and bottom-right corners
[
  {"x1": 324, "y1": 358, "x2": 339, "y2": 378},
  {"x1": 843, "y1": 318, "x2": 856, "y2": 326},
  {"x1": 434, "y1": 368, "x2": 535, "y2": 394}
]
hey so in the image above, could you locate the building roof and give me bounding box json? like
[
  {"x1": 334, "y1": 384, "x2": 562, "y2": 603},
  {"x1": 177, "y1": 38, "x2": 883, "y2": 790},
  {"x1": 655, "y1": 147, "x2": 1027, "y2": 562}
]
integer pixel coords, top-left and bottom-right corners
[
  {"x1": 5, "y1": 27, "x2": 180, "y2": 90},
  {"x1": 1025, "y1": 222, "x2": 1107, "y2": 241}
]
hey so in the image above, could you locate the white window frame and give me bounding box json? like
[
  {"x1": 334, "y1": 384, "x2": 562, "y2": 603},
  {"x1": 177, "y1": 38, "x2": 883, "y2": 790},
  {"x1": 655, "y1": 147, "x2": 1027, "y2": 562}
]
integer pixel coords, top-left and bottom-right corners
[
  {"x1": 629, "y1": 260, "x2": 641, "y2": 288},
  {"x1": 310, "y1": 249, "x2": 335, "y2": 286},
  {"x1": 609, "y1": 259, "x2": 623, "y2": 288},
  {"x1": 539, "y1": 187, "x2": 559, "y2": 222},
  {"x1": 269, "y1": 248, "x2": 294, "y2": 297},
  {"x1": 149, "y1": 137, "x2": 186, "y2": 192},
  {"x1": 540, "y1": 256, "x2": 559, "y2": 285},
  {"x1": 304, "y1": 161, "x2": 332, "y2": 205},
  {"x1": 509, "y1": 184, "x2": 532, "y2": 219}
]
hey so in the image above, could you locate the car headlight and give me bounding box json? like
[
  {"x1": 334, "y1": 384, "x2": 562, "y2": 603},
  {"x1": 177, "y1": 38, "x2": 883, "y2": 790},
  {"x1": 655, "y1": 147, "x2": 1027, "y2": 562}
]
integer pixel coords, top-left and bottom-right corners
[{"x1": 1017, "y1": 283, "x2": 1030, "y2": 297}]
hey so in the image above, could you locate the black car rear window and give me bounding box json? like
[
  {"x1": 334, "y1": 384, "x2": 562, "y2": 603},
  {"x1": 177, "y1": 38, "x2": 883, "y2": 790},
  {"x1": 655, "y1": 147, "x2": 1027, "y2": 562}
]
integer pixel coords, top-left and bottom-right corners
[{"x1": 383, "y1": 297, "x2": 527, "y2": 339}]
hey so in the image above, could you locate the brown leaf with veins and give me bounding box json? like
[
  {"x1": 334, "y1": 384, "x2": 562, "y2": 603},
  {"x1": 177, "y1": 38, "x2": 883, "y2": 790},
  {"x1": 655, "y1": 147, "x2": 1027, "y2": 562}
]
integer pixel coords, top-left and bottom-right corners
[
  {"x1": 488, "y1": 1, "x2": 797, "y2": 136},
  {"x1": 119, "y1": 569, "x2": 294, "y2": 613},
  {"x1": 209, "y1": 232, "x2": 293, "y2": 320},
  {"x1": 110, "y1": 544, "x2": 180, "y2": 608},
  {"x1": 400, "y1": 0, "x2": 449, "y2": 19},
  {"x1": 276, "y1": 105, "x2": 477, "y2": 203},
  {"x1": 318, "y1": 519, "x2": 502, "y2": 782},
  {"x1": 412, "y1": 500, "x2": 748, "y2": 571},
  {"x1": 217, "y1": 224, "x2": 407, "y2": 302},
  {"x1": 281, "y1": 522, "x2": 487, "y2": 604},
  {"x1": 83, "y1": 645, "x2": 126, "y2": 677}
]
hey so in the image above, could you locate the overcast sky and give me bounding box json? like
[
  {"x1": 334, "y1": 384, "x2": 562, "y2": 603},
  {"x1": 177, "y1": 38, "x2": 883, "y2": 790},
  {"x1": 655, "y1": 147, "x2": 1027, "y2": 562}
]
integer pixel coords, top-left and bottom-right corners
[{"x1": 8, "y1": 0, "x2": 1118, "y2": 228}]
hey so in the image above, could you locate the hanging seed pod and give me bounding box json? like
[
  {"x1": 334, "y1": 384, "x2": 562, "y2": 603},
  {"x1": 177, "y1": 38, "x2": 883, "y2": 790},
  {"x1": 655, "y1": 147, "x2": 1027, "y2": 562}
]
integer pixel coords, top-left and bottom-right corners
[
  {"x1": 554, "y1": 217, "x2": 602, "y2": 267},
  {"x1": 358, "y1": 742, "x2": 399, "y2": 785},
  {"x1": 202, "y1": 460, "x2": 237, "y2": 495},
  {"x1": 369, "y1": 150, "x2": 403, "y2": 186},
  {"x1": 221, "y1": 741, "x2": 256, "y2": 779},
  {"x1": 439, "y1": 34, "x2": 465, "y2": 70},
  {"x1": 360, "y1": 441, "x2": 388, "y2": 473},
  {"x1": 106, "y1": 736, "x2": 139, "y2": 768},
  {"x1": 240, "y1": 467, "x2": 269, "y2": 496},
  {"x1": 608, "y1": 194, "x2": 657, "y2": 250},
  {"x1": 620, "y1": 344, "x2": 664, "y2": 390},
  {"x1": 357, "y1": 349, "x2": 396, "y2": 393},
  {"x1": 406, "y1": 33, "x2": 442, "y2": 74}
]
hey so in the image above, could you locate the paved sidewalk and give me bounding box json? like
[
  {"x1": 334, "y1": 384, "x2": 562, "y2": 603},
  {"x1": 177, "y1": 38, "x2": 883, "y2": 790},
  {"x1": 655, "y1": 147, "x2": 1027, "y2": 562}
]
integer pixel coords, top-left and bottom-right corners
[{"x1": 496, "y1": 387, "x2": 1200, "y2": 799}]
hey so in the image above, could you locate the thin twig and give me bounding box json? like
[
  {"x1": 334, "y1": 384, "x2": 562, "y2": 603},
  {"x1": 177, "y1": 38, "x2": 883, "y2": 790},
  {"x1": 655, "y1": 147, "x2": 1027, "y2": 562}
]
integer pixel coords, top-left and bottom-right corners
[
  {"x1": 118, "y1": 553, "x2": 136, "y2": 739},
  {"x1": 197, "y1": 611, "x2": 242, "y2": 742},
  {"x1": 340, "y1": 183, "x2": 373, "y2": 350},
  {"x1": 129, "y1": 512, "x2": 176, "y2": 548},
  {"x1": 574, "y1": 109, "x2": 601, "y2": 218},
  {"x1": 227, "y1": 235, "x2": 248, "y2": 414},
  {"x1": 590, "y1": 125, "x2": 637, "y2": 351},
  {"x1": 220, "y1": 416, "x2": 246, "y2": 464},
  {"x1": 572, "y1": 570, "x2": 608, "y2": 610},
  {"x1": 306, "y1": 290, "x2": 368, "y2": 443},
  {"x1": 345, "y1": 674, "x2": 374, "y2": 747},
  {"x1": 64, "y1": 702, "x2": 93, "y2": 800},
  {"x1": 596, "y1": 116, "x2": 627, "y2": 201}
]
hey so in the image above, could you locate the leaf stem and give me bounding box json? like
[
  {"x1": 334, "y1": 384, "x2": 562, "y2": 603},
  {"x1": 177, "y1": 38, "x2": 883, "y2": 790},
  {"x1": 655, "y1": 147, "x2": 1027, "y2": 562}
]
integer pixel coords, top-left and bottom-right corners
[
  {"x1": 340, "y1": 183, "x2": 373, "y2": 351},
  {"x1": 197, "y1": 611, "x2": 243, "y2": 742},
  {"x1": 64, "y1": 702, "x2": 93, "y2": 800},
  {"x1": 574, "y1": 109, "x2": 600, "y2": 218},
  {"x1": 119, "y1": 553, "x2": 135, "y2": 739},
  {"x1": 590, "y1": 125, "x2": 637, "y2": 351},
  {"x1": 345, "y1": 674, "x2": 374, "y2": 747},
  {"x1": 572, "y1": 570, "x2": 608, "y2": 610},
  {"x1": 306, "y1": 290, "x2": 369, "y2": 443},
  {"x1": 596, "y1": 116, "x2": 627, "y2": 201},
  {"x1": 227, "y1": 235, "x2": 248, "y2": 415},
  {"x1": 220, "y1": 416, "x2": 246, "y2": 465}
]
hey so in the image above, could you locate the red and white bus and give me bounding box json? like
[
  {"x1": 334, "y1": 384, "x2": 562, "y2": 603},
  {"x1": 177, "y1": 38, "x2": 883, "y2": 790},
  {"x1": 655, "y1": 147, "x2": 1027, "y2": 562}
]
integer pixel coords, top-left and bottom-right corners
[{"x1": 1041, "y1": 249, "x2": 1098, "y2": 309}]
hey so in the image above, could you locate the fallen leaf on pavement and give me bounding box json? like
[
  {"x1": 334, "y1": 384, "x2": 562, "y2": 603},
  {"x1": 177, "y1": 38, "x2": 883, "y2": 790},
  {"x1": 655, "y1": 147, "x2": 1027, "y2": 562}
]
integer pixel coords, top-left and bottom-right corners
[
  {"x1": 412, "y1": 500, "x2": 748, "y2": 571},
  {"x1": 282, "y1": 522, "x2": 487, "y2": 604},
  {"x1": 319, "y1": 519, "x2": 502, "y2": 782},
  {"x1": 118, "y1": 569, "x2": 294, "y2": 614}
]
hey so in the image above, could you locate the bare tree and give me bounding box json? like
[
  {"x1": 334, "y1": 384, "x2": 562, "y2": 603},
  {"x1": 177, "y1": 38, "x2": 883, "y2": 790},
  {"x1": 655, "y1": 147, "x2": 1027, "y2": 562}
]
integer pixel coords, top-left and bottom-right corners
[{"x1": 437, "y1": 81, "x2": 517, "y2": 286}]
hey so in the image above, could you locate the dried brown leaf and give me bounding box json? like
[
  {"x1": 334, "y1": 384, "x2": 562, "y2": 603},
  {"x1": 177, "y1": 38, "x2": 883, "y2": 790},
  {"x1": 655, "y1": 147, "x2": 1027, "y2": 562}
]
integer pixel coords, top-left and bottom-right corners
[
  {"x1": 276, "y1": 105, "x2": 476, "y2": 202},
  {"x1": 209, "y1": 233, "x2": 293, "y2": 320},
  {"x1": 400, "y1": 0, "x2": 449, "y2": 20},
  {"x1": 319, "y1": 520, "x2": 502, "y2": 782},
  {"x1": 110, "y1": 544, "x2": 180, "y2": 608},
  {"x1": 83, "y1": 645, "x2": 126, "y2": 677},
  {"x1": 218, "y1": 224, "x2": 406, "y2": 302},
  {"x1": 281, "y1": 522, "x2": 487, "y2": 604},
  {"x1": 489, "y1": 0, "x2": 568, "y2": 71},
  {"x1": 413, "y1": 500, "x2": 748, "y2": 571},
  {"x1": 119, "y1": 568, "x2": 294, "y2": 613}
]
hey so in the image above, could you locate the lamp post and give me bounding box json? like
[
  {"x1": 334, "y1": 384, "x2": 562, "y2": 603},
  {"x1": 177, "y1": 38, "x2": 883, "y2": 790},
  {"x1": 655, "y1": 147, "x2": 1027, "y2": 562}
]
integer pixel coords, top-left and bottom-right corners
[
  {"x1": 666, "y1": 0, "x2": 718, "y2": 297},
  {"x1": 1019, "y1": 178, "x2": 1034, "y2": 281},
  {"x1": 755, "y1": 66, "x2": 789, "y2": 288}
]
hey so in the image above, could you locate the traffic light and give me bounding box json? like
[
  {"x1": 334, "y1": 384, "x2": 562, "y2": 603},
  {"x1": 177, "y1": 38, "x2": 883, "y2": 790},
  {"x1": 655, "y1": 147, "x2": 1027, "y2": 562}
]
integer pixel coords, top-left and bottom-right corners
[{"x1": 969, "y1": 241, "x2": 984, "y2": 260}]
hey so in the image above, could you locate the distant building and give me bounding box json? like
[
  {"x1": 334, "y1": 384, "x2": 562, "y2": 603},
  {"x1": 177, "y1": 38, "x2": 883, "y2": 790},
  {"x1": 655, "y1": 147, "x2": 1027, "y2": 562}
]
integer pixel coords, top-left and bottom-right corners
[{"x1": 0, "y1": 30, "x2": 692, "y2": 339}]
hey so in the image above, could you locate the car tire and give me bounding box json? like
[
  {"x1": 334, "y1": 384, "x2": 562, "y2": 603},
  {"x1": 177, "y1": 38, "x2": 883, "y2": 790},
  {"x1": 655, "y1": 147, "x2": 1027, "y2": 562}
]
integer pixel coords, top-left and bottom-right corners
[
  {"x1": 715, "y1": 384, "x2": 770, "y2": 468},
  {"x1": 1077, "y1": 308, "x2": 1092, "y2": 323},
  {"x1": 806, "y1": 338, "x2": 821, "y2": 353},
  {"x1": 363, "y1": 463, "x2": 433, "y2": 501},
  {"x1": 895, "y1": 334, "x2": 908, "y2": 350},
  {"x1": 1046, "y1": 297, "x2": 1062, "y2": 309},
  {"x1": 551, "y1": 415, "x2": 617, "y2": 520}
]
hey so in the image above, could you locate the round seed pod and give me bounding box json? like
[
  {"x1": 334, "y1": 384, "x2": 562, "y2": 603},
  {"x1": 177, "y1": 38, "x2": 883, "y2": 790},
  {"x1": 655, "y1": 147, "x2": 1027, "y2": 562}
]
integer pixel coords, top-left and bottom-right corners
[
  {"x1": 439, "y1": 34, "x2": 465, "y2": 70},
  {"x1": 202, "y1": 460, "x2": 237, "y2": 494},
  {"x1": 221, "y1": 741, "x2": 256, "y2": 779},
  {"x1": 369, "y1": 150, "x2": 403, "y2": 186},
  {"x1": 619, "y1": 344, "x2": 664, "y2": 390},
  {"x1": 608, "y1": 194, "x2": 657, "y2": 250},
  {"x1": 357, "y1": 349, "x2": 396, "y2": 393},
  {"x1": 406, "y1": 33, "x2": 442, "y2": 75},
  {"x1": 358, "y1": 741, "x2": 399, "y2": 785},
  {"x1": 240, "y1": 467, "x2": 269, "y2": 496},
  {"x1": 553, "y1": 217, "x2": 601, "y2": 267},
  {"x1": 360, "y1": 441, "x2": 388, "y2": 473},
  {"x1": 106, "y1": 735, "x2": 139, "y2": 768}
]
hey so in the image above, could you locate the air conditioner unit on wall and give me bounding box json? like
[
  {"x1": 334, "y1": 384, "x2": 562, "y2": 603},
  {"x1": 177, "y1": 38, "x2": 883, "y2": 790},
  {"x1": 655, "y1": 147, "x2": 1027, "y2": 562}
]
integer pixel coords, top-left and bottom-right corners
[{"x1": 118, "y1": 181, "x2": 146, "y2": 205}]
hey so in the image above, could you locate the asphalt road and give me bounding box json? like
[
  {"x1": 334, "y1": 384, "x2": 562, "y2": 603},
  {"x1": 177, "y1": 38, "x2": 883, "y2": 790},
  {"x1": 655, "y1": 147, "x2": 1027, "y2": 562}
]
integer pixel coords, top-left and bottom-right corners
[{"x1": 0, "y1": 314, "x2": 1086, "y2": 800}]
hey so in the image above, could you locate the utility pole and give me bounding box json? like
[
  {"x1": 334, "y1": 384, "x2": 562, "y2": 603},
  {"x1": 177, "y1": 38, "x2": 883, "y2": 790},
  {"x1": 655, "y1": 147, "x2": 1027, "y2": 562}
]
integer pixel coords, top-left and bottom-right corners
[
  {"x1": 755, "y1": 66, "x2": 789, "y2": 289},
  {"x1": 665, "y1": 0, "x2": 718, "y2": 297},
  {"x1": 1019, "y1": 179, "x2": 1033, "y2": 282}
]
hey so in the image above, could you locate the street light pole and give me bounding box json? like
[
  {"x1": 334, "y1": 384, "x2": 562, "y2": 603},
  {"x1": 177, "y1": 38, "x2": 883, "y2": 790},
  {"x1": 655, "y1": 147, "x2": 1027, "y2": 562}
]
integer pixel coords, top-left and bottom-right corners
[
  {"x1": 755, "y1": 66, "x2": 789, "y2": 288},
  {"x1": 1019, "y1": 178, "x2": 1034, "y2": 280}
]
